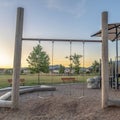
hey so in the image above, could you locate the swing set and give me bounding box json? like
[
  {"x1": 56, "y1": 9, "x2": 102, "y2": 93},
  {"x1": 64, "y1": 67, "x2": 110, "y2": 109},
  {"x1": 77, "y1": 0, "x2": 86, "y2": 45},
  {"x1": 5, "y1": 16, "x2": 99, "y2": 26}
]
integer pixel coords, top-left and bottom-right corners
[{"x1": 0, "y1": 7, "x2": 116, "y2": 110}]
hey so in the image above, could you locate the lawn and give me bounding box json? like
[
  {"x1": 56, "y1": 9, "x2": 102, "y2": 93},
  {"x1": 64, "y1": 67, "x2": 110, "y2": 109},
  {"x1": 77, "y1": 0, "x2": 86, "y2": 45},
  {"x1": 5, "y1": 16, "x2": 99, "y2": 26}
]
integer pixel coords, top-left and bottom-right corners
[{"x1": 0, "y1": 73, "x2": 98, "y2": 88}]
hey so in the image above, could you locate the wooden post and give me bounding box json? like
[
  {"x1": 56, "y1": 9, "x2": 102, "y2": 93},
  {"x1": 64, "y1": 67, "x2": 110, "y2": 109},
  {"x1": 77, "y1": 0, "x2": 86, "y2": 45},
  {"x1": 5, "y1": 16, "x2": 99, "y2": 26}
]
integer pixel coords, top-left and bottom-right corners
[
  {"x1": 12, "y1": 7, "x2": 24, "y2": 109},
  {"x1": 101, "y1": 11, "x2": 109, "y2": 108}
]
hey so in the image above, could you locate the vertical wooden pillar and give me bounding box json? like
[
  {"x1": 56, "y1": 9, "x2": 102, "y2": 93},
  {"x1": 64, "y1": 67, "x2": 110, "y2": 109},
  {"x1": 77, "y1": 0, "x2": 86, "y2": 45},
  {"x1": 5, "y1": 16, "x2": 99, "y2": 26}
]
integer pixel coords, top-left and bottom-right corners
[
  {"x1": 12, "y1": 7, "x2": 24, "y2": 109},
  {"x1": 101, "y1": 11, "x2": 109, "y2": 108}
]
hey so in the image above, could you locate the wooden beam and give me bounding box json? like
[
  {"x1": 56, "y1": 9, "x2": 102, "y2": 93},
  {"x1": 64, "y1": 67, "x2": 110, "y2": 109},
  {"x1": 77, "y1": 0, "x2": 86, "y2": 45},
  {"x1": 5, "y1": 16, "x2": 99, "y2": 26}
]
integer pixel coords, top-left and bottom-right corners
[
  {"x1": 12, "y1": 7, "x2": 24, "y2": 109},
  {"x1": 101, "y1": 11, "x2": 109, "y2": 108}
]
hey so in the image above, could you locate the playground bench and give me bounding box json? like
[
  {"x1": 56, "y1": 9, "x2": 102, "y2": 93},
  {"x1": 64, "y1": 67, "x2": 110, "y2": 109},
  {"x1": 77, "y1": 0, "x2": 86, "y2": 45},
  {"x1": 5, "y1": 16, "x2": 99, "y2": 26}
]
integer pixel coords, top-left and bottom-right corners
[
  {"x1": 61, "y1": 77, "x2": 76, "y2": 83},
  {"x1": 8, "y1": 78, "x2": 25, "y2": 86}
]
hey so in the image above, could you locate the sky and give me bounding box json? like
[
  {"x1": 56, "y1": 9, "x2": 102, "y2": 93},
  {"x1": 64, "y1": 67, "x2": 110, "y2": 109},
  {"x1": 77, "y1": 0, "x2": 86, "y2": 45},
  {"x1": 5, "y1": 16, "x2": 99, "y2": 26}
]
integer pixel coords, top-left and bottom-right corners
[{"x1": 0, "y1": 0, "x2": 120, "y2": 68}]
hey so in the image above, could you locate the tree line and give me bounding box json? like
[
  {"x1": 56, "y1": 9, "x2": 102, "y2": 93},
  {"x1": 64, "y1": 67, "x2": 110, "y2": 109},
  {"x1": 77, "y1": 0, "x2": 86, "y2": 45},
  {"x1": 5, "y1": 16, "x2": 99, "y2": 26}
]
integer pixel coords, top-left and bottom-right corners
[{"x1": 26, "y1": 44, "x2": 100, "y2": 75}]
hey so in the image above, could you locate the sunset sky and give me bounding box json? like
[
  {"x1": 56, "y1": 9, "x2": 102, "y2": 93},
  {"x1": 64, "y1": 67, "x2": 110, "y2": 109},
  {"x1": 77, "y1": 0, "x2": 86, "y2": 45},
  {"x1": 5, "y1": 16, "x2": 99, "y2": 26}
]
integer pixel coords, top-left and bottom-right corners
[{"x1": 0, "y1": 0, "x2": 120, "y2": 68}]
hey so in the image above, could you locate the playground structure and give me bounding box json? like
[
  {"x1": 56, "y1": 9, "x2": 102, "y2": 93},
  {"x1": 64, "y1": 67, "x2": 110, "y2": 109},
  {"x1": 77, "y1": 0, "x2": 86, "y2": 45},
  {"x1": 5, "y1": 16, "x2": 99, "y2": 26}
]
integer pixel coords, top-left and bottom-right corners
[
  {"x1": 0, "y1": 7, "x2": 119, "y2": 109},
  {"x1": 92, "y1": 23, "x2": 120, "y2": 90}
]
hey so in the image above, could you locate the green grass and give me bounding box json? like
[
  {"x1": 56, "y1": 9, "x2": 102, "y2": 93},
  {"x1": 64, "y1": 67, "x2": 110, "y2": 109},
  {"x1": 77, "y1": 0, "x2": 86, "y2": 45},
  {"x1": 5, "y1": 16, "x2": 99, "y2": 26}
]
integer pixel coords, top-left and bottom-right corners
[{"x1": 0, "y1": 73, "x2": 98, "y2": 88}]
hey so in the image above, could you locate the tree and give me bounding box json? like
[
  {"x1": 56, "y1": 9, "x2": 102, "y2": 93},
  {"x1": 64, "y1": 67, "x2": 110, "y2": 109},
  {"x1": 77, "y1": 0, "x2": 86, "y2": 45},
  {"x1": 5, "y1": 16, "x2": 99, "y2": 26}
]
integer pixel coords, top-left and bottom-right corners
[
  {"x1": 91, "y1": 60, "x2": 100, "y2": 73},
  {"x1": 66, "y1": 53, "x2": 82, "y2": 74},
  {"x1": 59, "y1": 64, "x2": 65, "y2": 74},
  {"x1": 26, "y1": 44, "x2": 50, "y2": 84}
]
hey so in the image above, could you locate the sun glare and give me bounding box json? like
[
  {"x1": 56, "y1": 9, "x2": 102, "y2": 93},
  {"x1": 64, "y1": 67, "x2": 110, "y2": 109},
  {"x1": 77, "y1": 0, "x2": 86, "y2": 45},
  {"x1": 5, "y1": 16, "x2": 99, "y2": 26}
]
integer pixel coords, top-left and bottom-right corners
[{"x1": 0, "y1": 54, "x2": 12, "y2": 68}]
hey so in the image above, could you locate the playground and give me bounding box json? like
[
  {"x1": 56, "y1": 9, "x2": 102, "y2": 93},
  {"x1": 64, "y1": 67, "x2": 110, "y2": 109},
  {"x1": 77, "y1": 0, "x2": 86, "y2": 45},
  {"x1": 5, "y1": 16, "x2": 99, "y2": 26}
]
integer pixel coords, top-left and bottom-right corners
[{"x1": 1, "y1": 5, "x2": 120, "y2": 120}]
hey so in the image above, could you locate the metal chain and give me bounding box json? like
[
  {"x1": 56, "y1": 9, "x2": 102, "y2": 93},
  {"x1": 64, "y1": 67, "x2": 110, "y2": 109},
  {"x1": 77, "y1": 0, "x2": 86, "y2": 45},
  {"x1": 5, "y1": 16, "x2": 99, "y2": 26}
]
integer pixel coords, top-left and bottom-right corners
[{"x1": 82, "y1": 42, "x2": 85, "y2": 96}]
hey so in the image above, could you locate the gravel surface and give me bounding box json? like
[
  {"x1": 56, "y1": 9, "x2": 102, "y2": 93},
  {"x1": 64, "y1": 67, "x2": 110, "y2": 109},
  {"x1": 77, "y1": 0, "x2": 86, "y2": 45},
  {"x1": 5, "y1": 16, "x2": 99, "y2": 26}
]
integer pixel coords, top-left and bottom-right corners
[{"x1": 0, "y1": 83, "x2": 120, "y2": 120}]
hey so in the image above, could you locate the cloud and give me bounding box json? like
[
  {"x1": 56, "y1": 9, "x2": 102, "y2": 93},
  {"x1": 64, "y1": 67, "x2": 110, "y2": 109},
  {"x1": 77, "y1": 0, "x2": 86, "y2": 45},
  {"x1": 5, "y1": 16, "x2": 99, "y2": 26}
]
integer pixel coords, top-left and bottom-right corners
[{"x1": 45, "y1": 0, "x2": 87, "y2": 17}]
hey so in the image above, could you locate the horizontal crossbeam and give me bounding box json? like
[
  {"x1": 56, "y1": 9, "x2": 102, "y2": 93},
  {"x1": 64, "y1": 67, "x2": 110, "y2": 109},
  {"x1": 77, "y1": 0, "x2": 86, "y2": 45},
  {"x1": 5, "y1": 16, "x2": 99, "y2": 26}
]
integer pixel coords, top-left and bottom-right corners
[{"x1": 22, "y1": 38, "x2": 102, "y2": 43}]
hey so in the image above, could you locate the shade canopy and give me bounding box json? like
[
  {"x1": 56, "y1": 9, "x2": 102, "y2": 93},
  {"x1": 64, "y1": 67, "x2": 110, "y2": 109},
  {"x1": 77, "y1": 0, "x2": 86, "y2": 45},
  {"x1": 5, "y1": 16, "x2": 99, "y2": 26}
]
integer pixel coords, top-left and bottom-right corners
[{"x1": 91, "y1": 23, "x2": 120, "y2": 41}]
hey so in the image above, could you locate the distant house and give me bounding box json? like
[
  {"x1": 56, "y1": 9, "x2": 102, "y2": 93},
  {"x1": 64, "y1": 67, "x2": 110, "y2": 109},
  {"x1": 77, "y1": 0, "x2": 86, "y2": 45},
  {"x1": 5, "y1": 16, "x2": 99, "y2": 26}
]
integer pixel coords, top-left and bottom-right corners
[
  {"x1": 0, "y1": 68, "x2": 5, "y2": 74},
  {"x1": 49, "y1": 65, "x2": 60, "y2": 74},
  {"x1": 80, "y1": 66, "x2": 94, "y2": 74},
  {"x1": 0, "y1": 68, "x2": 13, "y2": 74},
  {"x1": 64, "y1": 67, "x2": 75, "y2": 75},
  {"x1": 64, "y1": 67, "x2": 70, "y2": 74},
  {"x1": 21, "y1": 67, "x2": 30, "y2": 74},
  {"x1": 79, "y1": 67, "x2": 86, "y2": 72},
  {"x1": 5, "y1": 69, "x2": 13, "y2": 74}
]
